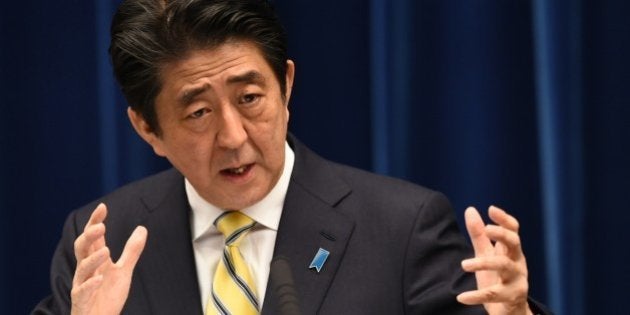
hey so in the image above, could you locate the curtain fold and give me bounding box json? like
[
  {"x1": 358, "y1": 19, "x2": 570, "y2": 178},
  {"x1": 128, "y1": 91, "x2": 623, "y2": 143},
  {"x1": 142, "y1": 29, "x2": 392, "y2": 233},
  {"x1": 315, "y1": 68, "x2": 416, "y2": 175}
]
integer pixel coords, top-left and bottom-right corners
[
  {"x1": 369, "y1": 0, "x2": 412, "y2": 178},
  {"x1": 532, "y1": 1, "x2": 585, "y2": 314}
]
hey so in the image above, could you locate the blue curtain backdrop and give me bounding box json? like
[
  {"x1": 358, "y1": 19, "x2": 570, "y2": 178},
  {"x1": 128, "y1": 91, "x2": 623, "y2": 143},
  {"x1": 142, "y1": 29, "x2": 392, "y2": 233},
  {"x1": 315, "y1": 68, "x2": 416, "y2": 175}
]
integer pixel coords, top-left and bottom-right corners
[{"x1": 1, "y1": 0, "x2": 629, "y2": 314}]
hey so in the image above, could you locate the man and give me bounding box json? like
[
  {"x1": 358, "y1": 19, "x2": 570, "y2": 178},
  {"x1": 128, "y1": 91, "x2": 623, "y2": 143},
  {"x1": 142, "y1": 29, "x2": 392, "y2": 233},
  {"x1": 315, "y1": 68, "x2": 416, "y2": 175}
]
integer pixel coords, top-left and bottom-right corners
[{"x1": 34, "y1": 0, "x2": 550, "y2": 314}]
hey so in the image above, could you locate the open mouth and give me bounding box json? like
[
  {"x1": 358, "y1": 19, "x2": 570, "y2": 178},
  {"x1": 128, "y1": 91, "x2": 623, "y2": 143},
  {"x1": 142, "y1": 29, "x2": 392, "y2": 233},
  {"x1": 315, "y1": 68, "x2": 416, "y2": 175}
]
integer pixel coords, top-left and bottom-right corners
[{"x1": 220, "y1": 163, "x2": 254, "y2": 177}]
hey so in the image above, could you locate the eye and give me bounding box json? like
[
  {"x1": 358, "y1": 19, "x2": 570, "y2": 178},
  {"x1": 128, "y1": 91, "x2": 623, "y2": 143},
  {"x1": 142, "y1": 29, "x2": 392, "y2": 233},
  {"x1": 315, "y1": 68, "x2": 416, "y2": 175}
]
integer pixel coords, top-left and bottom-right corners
[
  {"x1": 188, "y1": 108, "x2": 210, "y2": 119},
  {"x1": 240, "y1": 93, "x2": 260, "y2": 105}
]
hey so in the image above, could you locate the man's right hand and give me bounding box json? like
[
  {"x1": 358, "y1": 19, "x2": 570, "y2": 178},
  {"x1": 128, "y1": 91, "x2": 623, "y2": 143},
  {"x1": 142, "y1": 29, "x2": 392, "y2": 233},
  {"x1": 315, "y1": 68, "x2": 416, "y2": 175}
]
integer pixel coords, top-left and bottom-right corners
[{"x1": 71, "y1": 203, "x2": 147, "y2": 315}]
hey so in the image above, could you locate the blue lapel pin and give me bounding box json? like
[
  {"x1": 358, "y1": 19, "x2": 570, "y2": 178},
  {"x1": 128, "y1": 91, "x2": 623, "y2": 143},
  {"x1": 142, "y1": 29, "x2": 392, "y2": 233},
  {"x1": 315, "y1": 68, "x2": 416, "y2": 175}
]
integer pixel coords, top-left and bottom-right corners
[{"x1": 309, "y1": 248, "x2": 330, "y2": 273}]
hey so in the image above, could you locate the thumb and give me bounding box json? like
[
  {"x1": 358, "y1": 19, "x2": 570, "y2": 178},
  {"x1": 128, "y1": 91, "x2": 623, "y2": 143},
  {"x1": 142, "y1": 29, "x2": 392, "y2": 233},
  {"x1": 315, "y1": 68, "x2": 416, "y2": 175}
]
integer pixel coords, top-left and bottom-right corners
[{"x1": 117, "y1": 226, "x2": 148, "y2": 271}]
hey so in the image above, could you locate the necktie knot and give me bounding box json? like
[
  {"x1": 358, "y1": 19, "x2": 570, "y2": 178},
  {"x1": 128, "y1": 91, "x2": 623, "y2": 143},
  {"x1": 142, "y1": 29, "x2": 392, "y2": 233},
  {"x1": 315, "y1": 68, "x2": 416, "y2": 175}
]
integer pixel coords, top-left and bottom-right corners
[{"x1": 214, "y1": 211, "x2": 255, "y2": 246}]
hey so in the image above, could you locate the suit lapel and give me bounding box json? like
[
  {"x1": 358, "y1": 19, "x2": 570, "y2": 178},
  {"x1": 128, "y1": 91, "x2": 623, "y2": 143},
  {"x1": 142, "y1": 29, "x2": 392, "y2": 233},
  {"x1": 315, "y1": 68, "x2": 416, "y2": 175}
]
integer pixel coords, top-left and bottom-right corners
[
  {"x1": 134, "y1": 170, "x2": 204, "y2": 315},
  {"x1": 263, "y1": 136, "x2": 355, "y2": 315}
]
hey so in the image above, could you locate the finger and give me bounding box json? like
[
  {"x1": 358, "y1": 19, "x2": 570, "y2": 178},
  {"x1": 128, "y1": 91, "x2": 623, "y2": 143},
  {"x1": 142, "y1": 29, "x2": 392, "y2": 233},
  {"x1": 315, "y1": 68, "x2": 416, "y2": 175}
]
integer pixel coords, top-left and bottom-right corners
[
  {"x1": 456, "y1": 284, "x2": 507, "y2": 305},
  {"x1": 488, "y1": 205, "x2": 519, "y2": 232},
  {"x1": 74, "y1": 223, "x2": 106, "y2": 262},
  {"x1": 84, "y1": 203, "x2": 108, "y2": 231},
  {"x1": 86, "y1": 203, "x2": 109, "y2": 251},
  {"x1": 461, "y1": 256, "x2": 516, "y2": 278},
  {"x1": 484, "y1": 224, "x2": 523, "y2": 257},
  {"x1": 75, "y1": 204, "x2": 109, "y2": 261},
  {"x1": 71, "y1": 273, "x2": 104, "y2": 307},
  {"x1": 117, "y1": 226, "x2": 148, "y2": 272},
  {"x1": 464, "y1": 207, "x2": 493, "y2": 256},
  {"x1": 72, "y1": 246, "x2": 110, "y2": 288},
  {"x1": 457, "y1": 282, "x2": 529, "y2": 306}
]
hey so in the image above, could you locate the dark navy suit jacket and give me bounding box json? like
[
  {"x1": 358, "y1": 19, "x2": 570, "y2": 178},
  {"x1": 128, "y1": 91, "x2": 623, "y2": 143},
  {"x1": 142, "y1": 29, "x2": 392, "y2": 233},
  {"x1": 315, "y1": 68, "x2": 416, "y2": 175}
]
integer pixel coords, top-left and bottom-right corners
[{"x1": 33, "y1": 136, "x2": 550, "y2": 314}]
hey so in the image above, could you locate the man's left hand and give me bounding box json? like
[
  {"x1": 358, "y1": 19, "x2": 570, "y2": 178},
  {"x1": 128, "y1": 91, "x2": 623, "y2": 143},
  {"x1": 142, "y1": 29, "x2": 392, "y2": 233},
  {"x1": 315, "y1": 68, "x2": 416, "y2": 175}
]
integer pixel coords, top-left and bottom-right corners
[{"x1": 457, "y1": 206, "x2": 533, "y2": 315}]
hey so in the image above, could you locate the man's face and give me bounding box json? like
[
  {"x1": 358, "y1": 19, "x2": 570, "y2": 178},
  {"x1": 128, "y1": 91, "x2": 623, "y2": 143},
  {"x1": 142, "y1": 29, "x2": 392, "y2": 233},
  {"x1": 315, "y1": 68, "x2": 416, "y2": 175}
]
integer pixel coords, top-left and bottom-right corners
[{"x1": 129, "y1": 40, "x2": 294, "y2": 210}]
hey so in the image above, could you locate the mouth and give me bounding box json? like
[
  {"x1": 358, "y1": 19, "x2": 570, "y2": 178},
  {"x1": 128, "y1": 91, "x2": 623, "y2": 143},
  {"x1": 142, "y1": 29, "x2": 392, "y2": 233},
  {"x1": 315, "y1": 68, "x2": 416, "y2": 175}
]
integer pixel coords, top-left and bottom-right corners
[{"x1": 220, "y1": 163, "x2": 254, "y2": 178}]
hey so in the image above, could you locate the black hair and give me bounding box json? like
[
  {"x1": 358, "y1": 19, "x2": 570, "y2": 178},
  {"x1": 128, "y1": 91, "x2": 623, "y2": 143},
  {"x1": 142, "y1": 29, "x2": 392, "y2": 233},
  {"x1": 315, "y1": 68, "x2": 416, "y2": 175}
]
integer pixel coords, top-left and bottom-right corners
[{"x1": 110, "y1": 0, "x2": 288, "y2": 134}]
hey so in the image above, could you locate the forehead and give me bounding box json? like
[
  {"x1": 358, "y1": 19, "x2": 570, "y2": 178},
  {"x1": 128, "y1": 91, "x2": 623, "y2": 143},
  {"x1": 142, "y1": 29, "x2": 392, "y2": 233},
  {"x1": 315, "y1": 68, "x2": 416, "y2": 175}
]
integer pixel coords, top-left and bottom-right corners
[{"x1": 159, "y1": 41, "x2": 273, "y2": 87}]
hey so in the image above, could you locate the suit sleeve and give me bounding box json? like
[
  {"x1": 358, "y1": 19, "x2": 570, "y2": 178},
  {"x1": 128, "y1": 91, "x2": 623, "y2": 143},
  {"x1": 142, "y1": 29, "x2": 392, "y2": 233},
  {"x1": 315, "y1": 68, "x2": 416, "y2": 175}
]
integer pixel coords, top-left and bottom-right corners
[
  {"x1": 31, "y1": 211, "x2": 81, "y2": 315},
  {"x1": 403, "y1": 191, "x2": 485, "y2": 314}
]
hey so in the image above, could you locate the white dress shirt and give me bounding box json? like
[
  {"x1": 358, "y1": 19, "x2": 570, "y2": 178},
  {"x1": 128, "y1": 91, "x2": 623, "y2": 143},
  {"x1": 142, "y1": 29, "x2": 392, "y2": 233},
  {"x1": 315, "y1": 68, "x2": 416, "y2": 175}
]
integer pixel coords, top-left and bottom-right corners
[{"x1": 186, "y1": 142, "x2": 295, "y2": 311}]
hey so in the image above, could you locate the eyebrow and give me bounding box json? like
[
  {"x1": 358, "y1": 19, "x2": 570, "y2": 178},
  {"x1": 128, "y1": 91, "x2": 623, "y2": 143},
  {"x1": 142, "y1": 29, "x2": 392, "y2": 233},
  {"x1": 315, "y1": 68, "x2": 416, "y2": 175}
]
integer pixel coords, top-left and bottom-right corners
[
  {"x1": 178, "y1": 83, "x2": 211, "y2": 106},
  {"x1": 226, "y1": 70, "x2": 266, "y2": 86},
  {"x1": 176, "y1": 71, "x2": 267, "y2": 106}
]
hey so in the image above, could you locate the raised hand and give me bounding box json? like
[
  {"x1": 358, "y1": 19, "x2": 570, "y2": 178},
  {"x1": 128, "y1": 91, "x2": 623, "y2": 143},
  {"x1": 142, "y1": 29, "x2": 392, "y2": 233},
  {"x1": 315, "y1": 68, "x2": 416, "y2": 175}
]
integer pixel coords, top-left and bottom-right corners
[
  {"x1": 71, "y1": 203, "x2": 147, "y2": 315},
  {"x1": 457, "y1": 206, "x2": 533, "y2": 315}
]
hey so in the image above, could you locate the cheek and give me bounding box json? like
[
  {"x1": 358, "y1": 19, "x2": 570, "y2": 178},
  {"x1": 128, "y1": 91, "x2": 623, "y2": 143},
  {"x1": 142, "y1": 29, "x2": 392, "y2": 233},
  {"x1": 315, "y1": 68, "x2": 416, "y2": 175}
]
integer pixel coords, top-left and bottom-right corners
[
  {"x1": 249, "y1": 115, "x2": 286, "y2": 161},
  {"x1": 163, "y1": 133, "x2": 210, "y2": 166},
  {"x1": 268, "y1": 103, "x2": 289, "y2": 129},
  {"x1": 249, "y1": 103, "x2": 288, "y2": 134}
]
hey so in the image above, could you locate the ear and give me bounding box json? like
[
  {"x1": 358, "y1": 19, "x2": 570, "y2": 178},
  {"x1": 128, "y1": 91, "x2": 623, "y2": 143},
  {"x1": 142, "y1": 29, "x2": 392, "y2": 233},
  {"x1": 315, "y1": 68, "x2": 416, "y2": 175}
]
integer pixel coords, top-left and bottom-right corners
[
  {"x1": 284, "y1": 60, "x2": 295, "y2": 106},
  {"x1": 127, "y1": 107, "x2": 167, "y2": 157}
]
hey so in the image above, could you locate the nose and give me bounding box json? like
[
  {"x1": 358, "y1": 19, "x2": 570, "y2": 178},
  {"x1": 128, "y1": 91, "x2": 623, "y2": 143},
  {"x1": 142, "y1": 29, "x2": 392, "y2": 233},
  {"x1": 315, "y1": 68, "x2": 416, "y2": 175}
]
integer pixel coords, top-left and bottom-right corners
[{"x1": 216, "y1": 104, "x2": 248, "y2": 149}]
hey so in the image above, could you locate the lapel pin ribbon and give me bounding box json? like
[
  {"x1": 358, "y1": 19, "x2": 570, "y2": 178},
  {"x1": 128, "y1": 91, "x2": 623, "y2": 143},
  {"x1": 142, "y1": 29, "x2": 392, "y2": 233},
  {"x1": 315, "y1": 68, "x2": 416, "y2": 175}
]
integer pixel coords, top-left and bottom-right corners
[{"x1": 309, "y1": 247, "x2": 330, "y2": 273}]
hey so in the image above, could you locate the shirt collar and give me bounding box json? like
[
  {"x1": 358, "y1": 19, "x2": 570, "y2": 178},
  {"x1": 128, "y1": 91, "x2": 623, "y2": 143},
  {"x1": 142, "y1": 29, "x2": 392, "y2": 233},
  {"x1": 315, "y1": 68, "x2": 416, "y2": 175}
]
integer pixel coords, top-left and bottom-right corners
[{"x1": 187, "y1": 141, "x2": 295, "y2": 240}]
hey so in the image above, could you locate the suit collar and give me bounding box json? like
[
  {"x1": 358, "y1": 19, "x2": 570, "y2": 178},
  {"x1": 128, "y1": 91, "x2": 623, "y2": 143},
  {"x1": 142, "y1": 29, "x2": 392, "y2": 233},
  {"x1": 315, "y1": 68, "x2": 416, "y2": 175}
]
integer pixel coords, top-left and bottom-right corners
[
  {"x1": 287, "y1": 134, "x2": 352, "y2": 207},
  {"x1": 263, "y1": 135, "x2": 355, "y2": 314}
]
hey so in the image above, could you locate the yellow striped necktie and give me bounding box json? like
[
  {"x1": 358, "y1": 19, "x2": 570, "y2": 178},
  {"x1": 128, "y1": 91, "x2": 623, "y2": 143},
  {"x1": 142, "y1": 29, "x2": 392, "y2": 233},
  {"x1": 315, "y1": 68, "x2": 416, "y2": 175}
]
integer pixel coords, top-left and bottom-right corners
[{"x1": 208, "y1": 211, "x2": 259, "y2": 315}]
